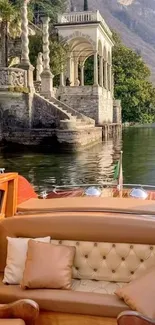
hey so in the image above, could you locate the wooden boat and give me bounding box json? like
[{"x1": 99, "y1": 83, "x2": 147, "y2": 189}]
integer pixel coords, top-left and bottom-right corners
[
  {"x1": 1, "y1": 170, "x2": 155, "y2": 218},
  {"x1": 1, "y1": 171, "x2": 155, "y2": 325}
]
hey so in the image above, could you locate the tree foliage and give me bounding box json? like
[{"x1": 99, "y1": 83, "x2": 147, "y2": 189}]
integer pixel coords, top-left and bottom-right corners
[
  {"x1": 30, "y1": 0, "x2": 66, "y2": 24},
  {"x1": 29, "y1": 34, "x2": 69, "y2": 77},
  {"x1": 112, "y1": 32, "x2": 155, "y2": 123},
  {"x1": 0, "y1": 0, "x2": 67, "y2": 68},
  {"x1": 0, "y1": 0, "x2": 21, "y2": 37},
  {"x1": 84, "y1": 56, "x2": 94, "y2": 85}
]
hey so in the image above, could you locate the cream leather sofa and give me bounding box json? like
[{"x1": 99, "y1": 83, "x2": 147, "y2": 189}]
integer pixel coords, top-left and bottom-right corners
[{"x1": 0, "y1": 210, "x2": 155, "y2": 325}]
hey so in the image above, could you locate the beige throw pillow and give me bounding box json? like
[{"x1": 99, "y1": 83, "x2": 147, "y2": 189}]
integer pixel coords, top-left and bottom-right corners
[
  {"x1": 21, "y1": 240, "x2": 76, "y2": 290},
  {"x1": 115, "y1": 266, "x2": 155, "y2": 318},
  {"x1": 3, "y1": 236, "x2": 50, "y2": 284}
]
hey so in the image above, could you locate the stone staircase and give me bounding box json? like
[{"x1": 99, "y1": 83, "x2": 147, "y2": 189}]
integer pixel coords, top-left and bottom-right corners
[
  {"x1": 47, "y1": 96, "x2": 95, "y2": 129},
  {"x1": 34, "y1": 82, "x2": 95, "y2": 130}
]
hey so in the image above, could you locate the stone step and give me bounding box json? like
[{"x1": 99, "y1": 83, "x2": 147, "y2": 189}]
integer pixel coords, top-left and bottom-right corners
[
  {"x1": 38, "y1": 94, "x2": 95, "y2": 128},
  {"x1": 49, "y1": 101, "x2": 73, "y2": 117},
  {"x1": 76, "y1": 124, "x2": 96, "y2": 129},
  {"x1": 49, "y1": 98, "x2": 94, "y2": 125}
]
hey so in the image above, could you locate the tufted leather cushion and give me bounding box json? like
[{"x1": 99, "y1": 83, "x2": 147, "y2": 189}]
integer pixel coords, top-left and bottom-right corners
[
  {"x1": 1, "y1": 213, "x2": 155, "y2": 274},
  {"x1": 72, "y1": 279, "x2": 125, "y2": 294},
  {"x1": 51, "y1": 239, "x2": 155, "y2": 283}
]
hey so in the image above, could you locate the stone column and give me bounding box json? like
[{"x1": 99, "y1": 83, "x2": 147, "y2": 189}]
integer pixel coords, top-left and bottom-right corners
[
  {"x1": 41, "y1": 16, "x2": 53, "y2": 98},
  {"x1": 80, "y1": 63, "x2": 84, "y2": 86},
  {"x1": 104, "y1": 60, "x2": 108, "y2": 90},
  {"x1": 99, "y1": 56, "x2": 103, "y2": 87},
  {"x1": 112, "y1": 72, "x2": 114, "y2": 98},
  {"x1": 60, "y1": 64, "x2": 65, "y2": 86},
  {"x1": 0, "y1": 47, "x2": 2, "y2": 67},
  {"x1": 67, "y1": 56, "x2": 71, "y2": 79},
  {"x1": 19, "y1": 0, "x2": 34, "y2": 92},
  {"x1": 108, "y1": 64, "x2": 112, "y2": 92},
  {"x1": 20, "y1": 0, "x2": 29, "y2": 65},
  {"x1": 94, "y1": 52, "x2": 98, "y2": 86},
  {"x1": 74, "y1": 57, "x2": 78, "y2": 85}
]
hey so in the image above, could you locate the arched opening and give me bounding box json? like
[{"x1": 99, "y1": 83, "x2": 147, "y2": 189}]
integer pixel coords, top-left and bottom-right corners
[
  {"x1": 84, "y1": 55, "x2": 94, "y2": 85},
  {"x1": 65, "y1": 36, "x2": 94, "y2": 86}
]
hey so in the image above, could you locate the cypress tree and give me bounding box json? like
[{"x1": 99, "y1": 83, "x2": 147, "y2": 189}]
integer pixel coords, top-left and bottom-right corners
[{"x1": 84, "y1": 0, "x2": 88, "y2": 11}]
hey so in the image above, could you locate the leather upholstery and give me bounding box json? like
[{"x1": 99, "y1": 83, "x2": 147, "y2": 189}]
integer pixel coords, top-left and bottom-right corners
[
  {"x1": 51, "y1": 239, "x2": 155, "y2": 283},
  {"x1": 21, "y1": 241, "x2": 75, "y2": 289},
  {"x1": 115, "y1": 266, "x2": 155, "y2": 318},
  {"x1": 0, "y1": 213, "x2": 155, "y2": 317},
  {"x1": 17, "y1": 196, "x2": 155, "y2": 215},
  {"x1": 0, "y1": 274, "x2": 128, "y2": 317},
  {"x1": 72, "y1": 279, "x2": 125, "y2": 294},
  {"x1": 1, "y1": 213, "x2": 155, "y2": 273}
]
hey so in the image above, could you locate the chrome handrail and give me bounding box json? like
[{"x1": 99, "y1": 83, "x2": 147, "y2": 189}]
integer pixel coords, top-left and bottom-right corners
[{"x1": 46, "y1": 182, "x2": 155, "y2": 189}]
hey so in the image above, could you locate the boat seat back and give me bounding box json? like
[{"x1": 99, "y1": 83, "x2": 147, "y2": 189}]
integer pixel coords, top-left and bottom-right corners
[{"x1": 1, "y1": 212, "x2": 155, "y2": 277}]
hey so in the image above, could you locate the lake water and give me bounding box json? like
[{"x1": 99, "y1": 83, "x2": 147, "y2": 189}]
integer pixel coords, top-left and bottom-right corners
[{"x1": 0, "y1": 127, "x2": 155, "y2": 193}]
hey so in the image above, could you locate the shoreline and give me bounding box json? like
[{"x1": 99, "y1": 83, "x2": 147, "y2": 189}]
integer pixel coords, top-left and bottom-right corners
[{"x1": 123, "y1": 123, "x2": 155, "y2": 128}]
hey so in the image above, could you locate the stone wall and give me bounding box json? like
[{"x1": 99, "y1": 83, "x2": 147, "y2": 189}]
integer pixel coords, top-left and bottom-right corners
[
  {"x1": 113, "y1": 100, "x2": 122, "y2": 124},
  {"x1": 57, "y1": 127, "x2": 102, "y2": 149},
  {"x1": 2, "y1": 129, "x2": 56, "y2": 146},
  {"x1": 0, "y1": 92, "x2": 30, "y2": 130},
  {"x1": 32, "y1": 94, "x2": 69, "y2": 128},
  {"x1": 2, "y1": 127, "x2": 102, "y2": 150},
  {"x1": 57, "y1": 86, "x2": 113, "y2": 125}
]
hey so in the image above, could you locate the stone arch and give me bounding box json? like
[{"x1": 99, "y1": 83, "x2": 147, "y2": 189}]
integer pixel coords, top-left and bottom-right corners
[
  {"x1": 83, "y1": 54, "x2": 94, "y2": 86},
  {"x1": 64, "y1": 31, "x2": 96, "y2": 51},
  {"x1": 65, "y1": 34, "x2": 95, "y2": 86},
  {"x1": 82, "y1": 52, "x2": 94, "y2": 65}
]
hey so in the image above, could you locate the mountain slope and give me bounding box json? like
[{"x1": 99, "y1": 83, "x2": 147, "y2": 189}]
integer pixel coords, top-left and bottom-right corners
[{"x1": 72, "y1": 0, "x2": 155, "y2": 82}]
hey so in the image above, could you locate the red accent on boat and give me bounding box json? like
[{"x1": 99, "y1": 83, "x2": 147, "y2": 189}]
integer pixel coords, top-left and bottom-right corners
[{"x1": 17, "y1": 175, "x2": 38, "y2": 205}]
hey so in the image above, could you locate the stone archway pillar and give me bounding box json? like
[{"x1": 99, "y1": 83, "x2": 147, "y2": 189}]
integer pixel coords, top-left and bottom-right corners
[
  {"x1": 104, "y1": 60, "x2": 108, "y2": 89},
  {"x1": 60, "y1": 64, "x2": 65, "y2": 86},
  {"x1": 74, "y1": 57, "x2": 79, "y2": 85},
  {"x1": 80, "y1": 63, "x2": 84, "y2": 86},
  {"x1": 67, "y1": 56, "x2": 71, "y2": 80},
  {"x1": 41, "y1": 16, "x2": 53, "y2": 98},
  {"x1": 94, "y1": 52, "x2": 98, "y2": 86},
  {"x1": 99, "y1": 56, "x2": 103, "y2": 87},
  {"x1": 108, "y1": 63, "x2": 112, "y2": 92},
  {"x1": 19, "y1": 0, "x2": 34, "y2": 92}
]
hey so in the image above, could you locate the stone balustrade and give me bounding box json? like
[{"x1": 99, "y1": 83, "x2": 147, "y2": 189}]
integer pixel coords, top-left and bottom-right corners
[
  {"x1": 0, "y1": 68, "x2": 27, "y2": 90},
  {"x1": 57, "y1": 10, "x2": 112, "y2": 36}
]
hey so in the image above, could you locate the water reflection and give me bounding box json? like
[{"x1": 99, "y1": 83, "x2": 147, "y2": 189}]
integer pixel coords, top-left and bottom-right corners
[
  {"x1": 123, "y1": 127, "x2": 155, "y2": 185},
  {"x1": 0, "y1": 134, "x2": 122, "y2": 193},
  {"x1": 1, "y1": 127, "x2": 155, "y2": 193}
]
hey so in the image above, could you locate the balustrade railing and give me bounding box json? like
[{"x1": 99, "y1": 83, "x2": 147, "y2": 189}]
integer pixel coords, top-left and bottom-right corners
[
  {"x1": 0, "y1": 68, "x2": 27, "y2": 90},
  {"x1": 57, "y1": 10, "x2": 112, "y2": 36}
]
